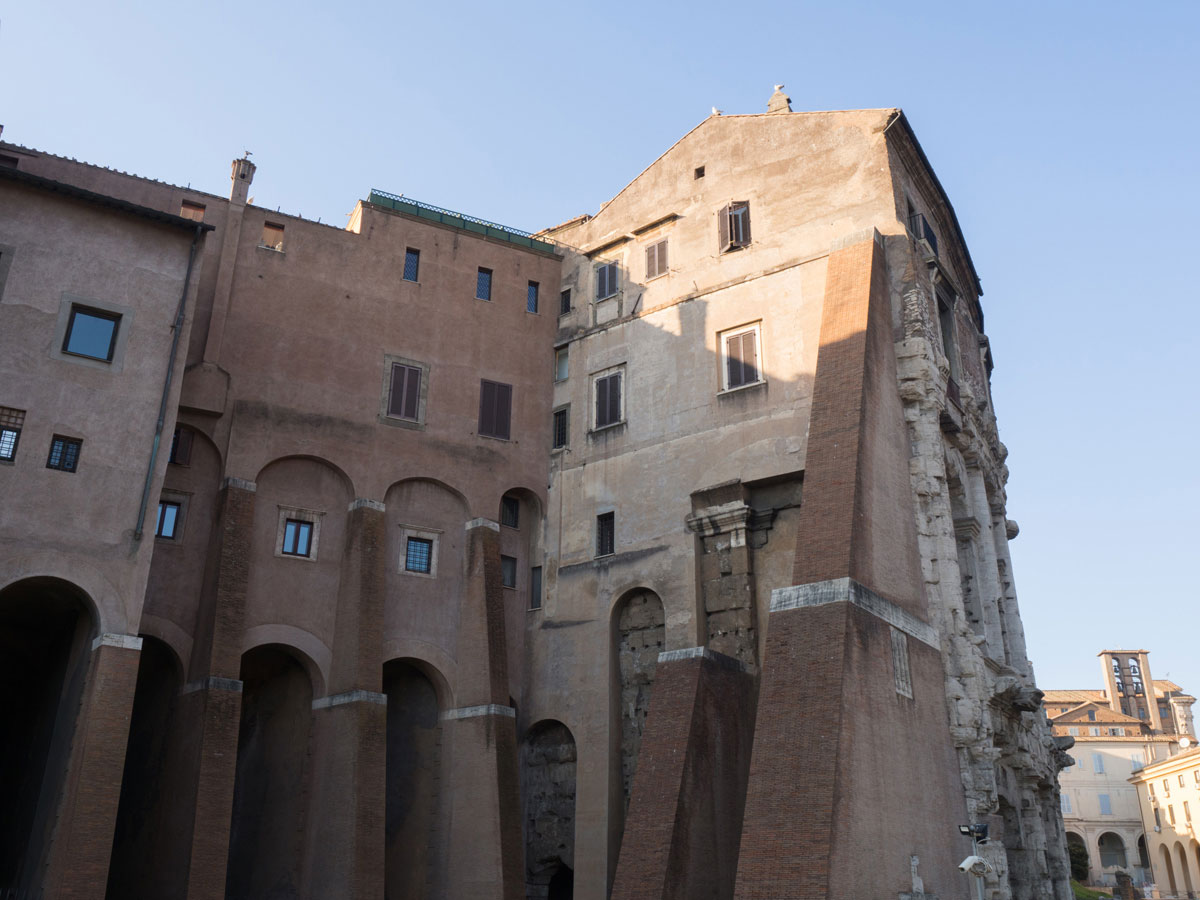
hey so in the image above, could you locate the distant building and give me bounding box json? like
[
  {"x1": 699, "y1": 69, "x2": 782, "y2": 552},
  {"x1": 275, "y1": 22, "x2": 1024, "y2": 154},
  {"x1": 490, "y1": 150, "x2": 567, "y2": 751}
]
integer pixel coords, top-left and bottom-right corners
[
  {"x1": 1130, "y1": 743, "x2": 1200, "y2": 896},
  {"x1": 1046, "y1": 650, "x2": 1196, "y2": 889}
]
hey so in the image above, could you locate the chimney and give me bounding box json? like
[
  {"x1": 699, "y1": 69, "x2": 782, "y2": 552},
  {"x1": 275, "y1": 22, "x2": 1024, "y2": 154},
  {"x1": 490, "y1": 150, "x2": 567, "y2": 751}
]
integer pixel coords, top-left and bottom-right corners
[
  {"x1": 767, "y1": 84, "x2": 792, "y2": 114},
  {"x1": 230, "y1": 153, "x2": 256, "y2": 205}
]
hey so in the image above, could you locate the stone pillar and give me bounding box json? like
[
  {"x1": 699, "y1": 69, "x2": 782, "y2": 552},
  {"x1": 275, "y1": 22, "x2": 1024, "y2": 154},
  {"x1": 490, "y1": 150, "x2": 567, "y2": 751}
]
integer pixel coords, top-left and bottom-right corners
[
  {"x1": 40, "y1": 634, "x2": 142, "y2": 900},
  {"x1": 965, "y1": 464, "x2": 1006, "y2": 662},
  {"x1": 302, "y1": 499, "x2": 388, "y2": 900},
  {"x1": 443, "y1": 519, "x2": 523, "y2": 900}
]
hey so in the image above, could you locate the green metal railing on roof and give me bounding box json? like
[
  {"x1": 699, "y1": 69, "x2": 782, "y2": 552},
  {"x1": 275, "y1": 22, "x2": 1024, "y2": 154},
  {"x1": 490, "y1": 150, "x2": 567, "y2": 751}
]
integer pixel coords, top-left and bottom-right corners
[{"x1": 367, "y1": 189, "x2": 557, "y2": 255}]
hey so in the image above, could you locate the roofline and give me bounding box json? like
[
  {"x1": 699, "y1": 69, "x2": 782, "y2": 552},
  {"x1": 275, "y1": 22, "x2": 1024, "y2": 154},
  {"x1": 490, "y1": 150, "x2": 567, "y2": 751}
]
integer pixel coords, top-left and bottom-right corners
[{"x1": 0, "y1": 165, "x2": 214, "y2": 233}]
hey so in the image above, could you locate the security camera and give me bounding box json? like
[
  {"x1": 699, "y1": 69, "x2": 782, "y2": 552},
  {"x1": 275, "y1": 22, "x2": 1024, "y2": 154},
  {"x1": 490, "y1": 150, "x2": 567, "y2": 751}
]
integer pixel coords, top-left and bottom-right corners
[{"x1": 959, "y1": 855, "x2": 993, "y2": 876}]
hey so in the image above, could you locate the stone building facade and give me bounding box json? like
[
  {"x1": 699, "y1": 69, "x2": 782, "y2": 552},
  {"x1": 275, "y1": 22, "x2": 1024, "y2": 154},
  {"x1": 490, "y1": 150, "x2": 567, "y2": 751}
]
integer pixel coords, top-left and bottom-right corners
[
  {"x1": 0, "y1": 91, "x2": 1068, "y2": 900},
  {"x1": 1130, "y1": 744, "x2": 1200, "y2": 897}
]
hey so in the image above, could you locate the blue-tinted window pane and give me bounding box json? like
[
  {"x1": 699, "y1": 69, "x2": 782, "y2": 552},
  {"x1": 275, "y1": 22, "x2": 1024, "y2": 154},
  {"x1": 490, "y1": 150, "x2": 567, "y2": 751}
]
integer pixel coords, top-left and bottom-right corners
[
  {"x1": 283, "y1": 519, "x2": 312, "y2": 556},
  {"x1": 406, "y1": 537, "x2": 432, "y2": 573},
  {"x1": 527, "y1": 281, "x2": 539, "y2": 313},
  {"x1": 47, "y1": 436, "x2": 81, "y2": 472},
  {"x1": 404, "y1": 248, "x2": 420, "y2": 282},
  {"x1": 0, "y1": 428, "x2": 17, "y2": 460},
  {"x1": 476, "y1": 268, "x2": 492, "y2": 301},
  {"x1": 64, "y1": 308, "x2": 119, "y2": 361},
  {"x1": 156, "y1": 502, "x2": 180, "y2": 538}
]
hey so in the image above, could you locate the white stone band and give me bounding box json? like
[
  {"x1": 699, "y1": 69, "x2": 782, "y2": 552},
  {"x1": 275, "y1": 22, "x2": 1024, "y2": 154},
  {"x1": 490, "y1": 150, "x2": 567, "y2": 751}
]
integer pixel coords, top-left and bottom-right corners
[
  {"x1": 93, "y1": 633, "x2": 143, "y2": 652},
  {"x1": 313, "y1": 689, "x2": 387, "y2": 709},
  {"x1": 770, "y1": 576, "x2": 938, "y2": 648},
  {"x1": 441, "y1": 703, "x2": 516, "y2": 721}
]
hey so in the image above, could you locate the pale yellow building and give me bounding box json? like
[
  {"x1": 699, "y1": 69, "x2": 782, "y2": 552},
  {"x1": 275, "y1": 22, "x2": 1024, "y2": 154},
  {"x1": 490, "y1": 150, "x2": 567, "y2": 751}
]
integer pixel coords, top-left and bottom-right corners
[{"x1": 1131, "y1": 745, "x2": 1200, "y2": 897}]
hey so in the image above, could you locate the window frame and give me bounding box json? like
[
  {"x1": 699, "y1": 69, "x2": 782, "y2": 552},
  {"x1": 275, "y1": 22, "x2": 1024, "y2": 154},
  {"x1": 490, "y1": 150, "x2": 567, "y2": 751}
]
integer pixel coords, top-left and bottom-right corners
[
  {"x1": 46, "y1": 435, "x2": 82, "y2": 472},
  {"x1": 552, "y1": 405, "x2": 569, "y2": 451},
  {"x1": 478, "y1": 379, "x2": 513, "y2": 441},
  {"x1": 155, "y1": 499, "x2": 183, "y2": 540},
  {"x1": 500, "y1": 496, "x2": 520, "y2": 529},
  {"x1": 63, "y1": 305, "x2": 121, "y2": 362},
  {"x1": 554, "y1": 345, "x2": 569, "y2": 383},
  {"x1": 403, "y1": 247, "x2": 421, "y2": 282},
  {"x1": 591, "y1": 367, "x2": 624, "y2": 431},
  {"x1": 718, "y1": 201, "x2": 751, "y2": 252},
  {"x1": 274, "y1": 507, "x2": 324, "y2": 562},
  {"x1": 596, "y1": 511, "x2": 615, "y2": 558},
  {"x1": 180, "y1": 200, "x2": 206, "y2": 222},
  {"x1": 405, "y1": 536, "x2": 435, "y2": 574},
  {"x1": 719, "y1": 322, "x2": 764, "y2": 392},
  {"x1": 260, "y1": 222, "x2": 285, "y2": 252},
  {"x1": 476, "y1": 267, "x2": 493, "y2": 302},
  {"x1": 387, "y1": 362, "x2": 423, "y2": 422},
  {"x1": 529, "y1": 565, "x2": 543, "y2": 610},
  {"x1": 500, "y1": 554, "x2": 518, "y2": 589},
  {"x1": 527, "y1": 281, "x2": 540, "y2": 314},
  {"x1": 559, "y1": 288, "x2": 572, "y2": 316},
  {"x1": 169, "y1": 425, "x2": 194, "y2": 466},
  {"x1": 0, "y1": 406, "x2": 25, "y2": 463},
  {"x1": 379, "y1": 354, "x2": 430, "y2": 429},
  {"x1": 595, "y1": 261, "x2": 618, "y2": 301},
  {"x1": 398, "y1": 524, "x2": 441, "y2": 578}
]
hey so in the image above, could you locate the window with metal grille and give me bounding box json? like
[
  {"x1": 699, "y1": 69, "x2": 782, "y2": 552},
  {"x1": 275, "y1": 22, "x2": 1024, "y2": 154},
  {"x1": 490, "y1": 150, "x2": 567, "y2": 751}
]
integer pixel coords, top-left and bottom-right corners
[
  {"x1": 594, "y1": 371, "x2": 622, "y2": 429},
  {"x1": 282, "y1": 519, "x2": 313, "y2": 557},
  {"x1": 645, "y1": 239, "x2": 668, "y2": 279},
  {"x1": 0, "y1": 407, "x2": 25, "y2": 461},
  {"x1": 501, "y1": 555, "x2": 517, "y2": 588},
  {"x1": 501, "y1": 496, "x2": 520, "y2": 528},
  {"x1": 46, "y1": 436, "x2": 81, "y2": 472},
  {"x1": 560, "y1": 289, "x2": 572, "y2": 316},
  {"x1": 476, "y1": 267, "x2": 493, "y2": 301},
  {"x1": 596, "y1": 262, "x2": 618, "y2": 300},
  {"x1": 388, "y1": 364, "x2": 422, "y2": 421},
  {"x1": 404, "y1": 248, "x2": 420, "y2": 282},
  {"x1": 63, "y1": 306, "x2": 121, "y2": 361},
  {"x1": 554, "y1": 346, "x2": 569, "y2": 382},
  {"x1": 180, "y1": 200, "x2": 206, "y2": 222},
  {"x1": 261, "y1": 222, "x2": 285, "y2": 251},
  {"x1": 552, "y1": 407, "x2": 569, "y2": 450},
  {"x1": 169, "y1": 426, "x2": 193, "y2": 466},
  {"x1": 527, "y1": 281, "x2": 539, "y2": 313},
  {"x1": 718, "y1": 201, "x2": 751, "y2": 252},
  {"x1": 405, "y1": 537, "x2": 433, "y2": 573},
  {"x1": 596, "y1": 512, "x2": 615, "y2": 557},
  {"x1": 156, "y1": 501, "x2": 182, "y2": 539},
  {"x1": 478, "y1": 380, "x2": 512, "y2": 439},
  {"x1": 529, "y1": 566, "x2": 542, "y2": 610},
  {"x1": 723, "y1": 326, "x2": 760, "y2": 390}
]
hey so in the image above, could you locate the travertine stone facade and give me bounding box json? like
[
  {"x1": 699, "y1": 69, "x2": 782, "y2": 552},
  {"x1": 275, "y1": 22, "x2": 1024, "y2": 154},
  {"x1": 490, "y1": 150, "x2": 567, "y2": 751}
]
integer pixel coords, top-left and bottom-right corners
[{"x1": 616, "y1": 589, "x2": 664, "y2": 806}]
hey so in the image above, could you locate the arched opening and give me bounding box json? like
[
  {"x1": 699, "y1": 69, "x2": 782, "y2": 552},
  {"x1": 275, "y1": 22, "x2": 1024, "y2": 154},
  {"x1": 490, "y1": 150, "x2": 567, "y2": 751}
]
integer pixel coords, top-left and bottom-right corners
[
  {"x1": 106, "y1": 635, "x2": 187, "y2": 899},
  {"x1": 383, "y1": 658, "x2": 444, "y2": 900},
  {"x1": 0, "y1": 577, "x2": 96, "y2": 897},
  {"x1": 225, "y1": 645, "x2": 314, "y2": 900},
  {"x1": 1066, "y1": 832, "x2": 1089, "y2": 883},
  {"x1": 1137, "y1": 834, "x2": 1150, "y2": 870},
  {"x1": 612, "y1": 588, "x2": 664, "y2": 813},
  {"x1": 522, "y1": 720, "x2": 577, "y2": 899},
  {"x1": 1159, "y1": 843, "x2": 1178, "y2": 895},
  {"x1": 1175, "y1": 841, "x2": 1194, "y2": 894},
  {"x1": 1098, "y1": 831, "x2": 1127, "y2": 869}
]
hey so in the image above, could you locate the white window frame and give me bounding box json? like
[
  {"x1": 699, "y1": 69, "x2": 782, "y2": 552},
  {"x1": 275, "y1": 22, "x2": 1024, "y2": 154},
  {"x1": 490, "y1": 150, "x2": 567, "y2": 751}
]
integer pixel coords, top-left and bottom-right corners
[
  {"x1": 554, "y1": 345, "x2": 569, "y2": 382},
  {"x1": 591, "y1": 365, "x2": 625, "y2": 431},
  {"x1": 719, "y1": 322, "x2": 765, "y2": 393},
  {"x1": 275, "y1": 506, "x2": 324, "y2": 562},
  {"x1": 596, "y1": 261, "x2": 618, "y2": 301},
  {"x1": 398, "y1": 523, "x2": 441, "y2": 578}
]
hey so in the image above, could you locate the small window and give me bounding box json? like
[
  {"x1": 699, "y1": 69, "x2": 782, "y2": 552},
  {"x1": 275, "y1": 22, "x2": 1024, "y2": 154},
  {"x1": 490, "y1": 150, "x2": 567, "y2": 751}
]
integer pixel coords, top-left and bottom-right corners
[
  {"x1": 718, "y1": 201, "x2": 751, "y2": 252},
  {"x1": 722, "y1": 325, "x2": 761, "y2": 390},
  {"x1": 405, "y1": 537, "x2": 433, "y2": 573},
  {"x1": 1087, "y1": 709, "x2": 1096, "y2": 721},
  {"x1": 1092, "y1": 753, "x2": 1105, "y2": 774},
  {"x1": 596, "y1": 262, "x2": 618, "y2": 300},
  {"x1": 694, "y1": 165, "x2": 705, "y2": 180},
  {"x1": 478, "y1": 380, "x2": 512, "y2": 440},
  {"x1": 1061, "y1": 794, "x2": 1072, "y2": 814},
  {"x1": 1111, "y1": 727, "x2": 1125, "y2": 736},
  {"x1": 501, "y1": 496, "x2": 520, "y2": 528},
  {"x1": 645, "y1": 239, "x2": 668, "y2": 279},
  {"x1": 554, "y1": 346, "x2": 569, "y2": 382},
  {"x1": 559, "y1": 289, "x2": 572, "y2": 316},
  {"x1": 169, "y1": 426, "x2": 193, "y2": 466},
  {"x1": 388, "y1": 363, "x2": 422, "y2": 421},
  {"x1": 1193, "y1": 769, "x2": 1199, "y2": 784},
  {"x1": 594, "y1": 370, "x2": 622, "y2": 429},
  {"x1": 1099, "y1": 794, "x2": 1112, "y2": 816},
  {"x1": 596, "y1": 511, "x2": 615, "y2": 557},
  {"x1": 1168, "y1": 804, "x2": 1176, "y2": 825},
  {"x1": 46, "y1": 436, "x2": 82, "y2": 472},
  {"x1": 404, "y1": 248, "x2": 420, "y2": 282},
  {"x1": 1068, "y1": 726, "x2": 1079, "y2": 736},
  {"x1": 1154, "y1": 808, "x2": 1161, "y2": 828},
  {"x1": 552, "y1": 407, "x2": 569, "y2": 450},
  {"x1": 1180, "y1": 774, "x2": 1187, "y2": 787},
  {"x1": 155, "y1": 501, "x2": 182, "y2": 539},
  {"x1": 1090, "y1": 726, "x2": 1100, "y2": 736},
  {"x1": 0, "y1": 154, "x2": 18, "y2": 169},
  {"x1": 529, "y1": 566, "x2": 542, "y2": 610},
  {"x1": 890, "y1": 627, "x2": 912, "y2": 699},
  {"x1": 180, "y1": 200, "x2": 206, "y2": 222},
  {"x1": 261, "y1": 222, "x2": 285, "y2": 251},
  {"x1": 0, "y1": 406, "x2": 25, "y2": 461},
  {"x1": 63, "y1": 306, "x2": 121, "y2": 361},
  {"x1": 527, "y1": 281, "x2": 540, "y2": 314},
  {"x1": 1150, "y1": 782, "x2": 1156, "y2": 797},
  {"x1": 1163, "y1": 778, "x2": 1170, "y2": 796},
  {"x1": 282, "y1": 519, "x2": 313, "y2": 557},
  {"x1": 501, "y1": 555, "x2": 517, "y2": 589},
  {"x1": 1131, "y1": 753, "x2": 1144, "y2": 772},
  {"x1": 476, "y1": 267, "x2": 493, "y2": 301},
  {"x1": 1186, "y1": 800, "x2": 1193, "y2": 822}
]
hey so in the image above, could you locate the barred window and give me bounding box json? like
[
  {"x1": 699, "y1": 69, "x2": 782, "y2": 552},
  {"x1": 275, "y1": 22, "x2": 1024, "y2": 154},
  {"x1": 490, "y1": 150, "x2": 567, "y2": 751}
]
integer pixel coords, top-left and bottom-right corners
[
  {"x1": 0, "y1": 406, "x2": 25, "y2": 461},
  {"x1": 527, "y1": 281, "x2": 539, "y2": 314},
  {"x1": 404, "y1": 248, "x2": 420, "y2": 282},
  {"x1": 596, "y1": 511, "x2": 615, "y2": 557},
  {"x1": 405, "y1": 537, "x2": 433, "y2": 573},
  {"x1": 476, "y1": 267, "x2": 493, "y2": 301},
  {"x1": 559, "y1": 288, "x2": 572, "y2": 316},
  {"x1": 501, "y1": 496, "x2": 520, "y2": 528},
  {"x1": 552, "y1": 407, "x2": 569, "y2": 450},
  {"x1": 46, "y1": 436, "x2": 82, "y2": 472}
]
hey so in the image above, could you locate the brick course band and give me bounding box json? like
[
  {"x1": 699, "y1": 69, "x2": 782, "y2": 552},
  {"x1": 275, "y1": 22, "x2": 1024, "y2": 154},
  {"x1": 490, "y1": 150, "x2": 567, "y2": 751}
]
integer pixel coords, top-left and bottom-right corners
[
  {"x1": 440, "y1": 703, "x2": 516, "y2": 721},
  {"x1": 657, "y1": 645, "x2": 748, "y2": 673},
  {"x1": 770, "y1": 576, "x2": 938, "y2": 648},
  {"x1": 92, "y1": 633, "x2": 143, "y2": 651},
  {"x1": 348, "y1": 498, "x2": 385, "y2": 512},
  {"x1": 312, "y1": 689, "x2": 387, "y2": 709},
  {"x1": 180, "y1": 675, "x2": 244, "y2": 695}
]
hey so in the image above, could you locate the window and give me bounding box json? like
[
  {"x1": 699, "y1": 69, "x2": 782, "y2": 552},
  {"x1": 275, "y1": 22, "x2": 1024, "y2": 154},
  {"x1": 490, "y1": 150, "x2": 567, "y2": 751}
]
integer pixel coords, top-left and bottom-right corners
[
  {"x1": 1068, "y1": 726, "x2": 1079, "y2": 736},
  {"x1": 404, "y1": 248, "x2": 420, "y2": 282},
  {"x1": 501, "y1": 496, "x2": 520, "y2": 528},
  {"x1": 694, "y1": 165, "x2": 705, "y2": 179},
  {"x1": 552, "y1": 406, "x2": 569, "y2": 450},
  {"x1": 501, "y1": 555, "x2": 517, "y2": 589},
  {"x1": 261, "y1": 222, "x2": 284, "y2": 251},
  {"x1": 180, "y1": 200, "x2": 206, "y2": 222},
  {"x1": 593, "y1": 370, "x2": 622, "y2": 430},
  {"x1": 645, "y1": 239, "x2": 668, "y2": 279},
  {"x1": 46, "y1": 436, "x2": 81, "y2": 472},
  {"x1": 1087, "y1": 710, "x2": 1097, "y2": 721},
  {"x1": 1154, "y1": 808, "x2": 1162, "y2": 828},
  {"x1": 1131, "y1": 753, "x2": 1144, "y2": 772},
  {"x1": 1180, "y1": 774, "x2": 1187, "y2": 787},
  {"x1": 169, "y1": 426, "x2": 193, "y2": 466},
  {"x1": 63, "y1": 306, "x2": 121, "y2": 361},
  {"x1": 476, "y1": 267, "x2": 493, "y2": 301},
  {"x1": 1092, "y1": 753, "x2": 1105, "y2": 774},
  {"x1": 1186, "y1": 801, "x2": 1192, "y2": 822},
  {"x1": 155, "y1": 501, "x2": 181, "y2": 539},
  {"x1": 1194, "y1": 769, "x2": 1199, "y2": 785},
  {"x1": 1150, "y1": 781, "x2": 1156, "y2": 797},
  {"x1": 388, "y1": 363, "x2": 422, "y2": 421},
  {"x1": 890, "y1": 627, "x2": 913, "y2": 699},
  {"x1": 1111, "y1": 727, "x2": 1125, "y2": 736},
  {"x1": 937, "y1": 287, "x2": 960, "y2": 384},
  {"x1": 1061, "y1": 794, "x2": 1072, "y2": 814},
  {"x1": 1164, "y1": 779, "x2": 1171, "y2": 796},
  {"x1": 596, "y1": 511, "x2": 615, "y2": 557},
  {"x1": 1168, "y1": 804, "x2": 1176, "y2": 825},
  {"x1": 0, "y1": 407, "x2": 25, "y2": 461},
  {"x1": 1090, "y1": 727, "x2": 1101, "y2": 736},
  {"x1": 405, "y1": 537, "x2": 433, "y2": 574},
  {"x1": 282, "y1": 519, "x2": 313, "y2": 556},
  {"x1": 527, "y1": 281, "x2": 540, "y2": 313},
  {"x1": 718, "y1": 201, "x2": 751, "y2": 251},
  {"x1": 529, "y1": 566, "x2": 542, "y2": 610},
  {"x1": 722, "y1": 324, "x2": 762, "y2": 390},
  {"x1": 596, "y1": 261, "x2": 618, "y2": 300},
  {"x1": 560, "y1": 288, "x2": 572, "y2": 316},
  {"x1": 1098, "y1": 794, "x2": 1112, "y2": 816},
  {"x1": 478, "y1": 380, "x2": 512, "y2": 440},
  {"x1": 555, "y1": 346, "x2": 569, "y2": 382}
]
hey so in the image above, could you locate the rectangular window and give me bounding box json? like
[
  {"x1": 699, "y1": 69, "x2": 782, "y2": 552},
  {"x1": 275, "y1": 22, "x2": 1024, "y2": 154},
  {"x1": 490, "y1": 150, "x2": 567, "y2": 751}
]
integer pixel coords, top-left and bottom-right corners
[
  {"x1": 596, "y1": 511, "x2": 615, "y2": 557},
  {"x1": 718, "y1": 201, "x2": 751, "y2": 251},
  {"x1": 476, "y1": 267, "x2": 493, "y2": 301},
  {"x1": 155, "y1": 501, "x2": 181, "y2": 539},
  {"x1": 404, "y1": 248, "x2": 420, "y2": 282},
  {"x1": 63, "y1": 306, "x2": 121, "y2": 361},
  {"x1": 555, "y1": 346, "x2": 569, "y2": 382},
  {"x1": 645, "y1": 239, "x2": 668, "y2": 279},
  {"x1": 1090, "y1": 726, "x2": 1101, "y2": 736},
  {"x1": 180, "y1": 200, "x2": 206, "y2": 222},
  {"x1": 1061, "y1": 794, "x2": 1072, "y2": 814},
  {"x1": 501, "y1": 555, "x2": 517, "y2": 589},
  {"x1": 0, "y1": 406, "x2": 25, "y2": 461},
  {"x1": 46, "y1": 436, "x2": 81, "y2": 472},
  {"x1": 1087, "y1": 709, "x2": 1096, "y2": 721},
  {"x1": 1164, "y1": 779, "x2": 1170, "y2": 796},
  {"x1": 478, "y1": 379, "x2": 512, "y2": 440},
  {"x1": 282, "y1": 519, "x2": 313, "y2": 557},
  {"x1": 261, "y1": 222, "x2": 285, "y2": 251},
  {"x1": 1099, "y1": 794, "x2": 1112, "y2": 816},
  {"x1": 560, "y1": 288, "x2": 572, "y2": 316},
  {"x1": 594, "y1": 371, "x2": 622, "y2": 429},
  {"x1": 552, "y1": 407, "x2": 569, "y2": 450},
  {"x1": 501, "y1": 496, "x2": 520, "y2": 528},
  {"x1": 1092, "y1": 753, "x2": 1105, "y2": 774},
  {"x1": 527, "y1": 281, "x2": 539, "y2": 313},
  {"x1": 1111, "y1": 727, "x2": 1125, "y2": 736},
  {"x1": 1150, "y1": 782, "x2": 1156, "y2": 797},
  {"x1": 388, "y1": 364, "x2": 422, "y2": 421},
  {"x1": 1154, "y1": 807, "x2": 1161, "y2": 828},
  {"x1": 694, "y1": 165, "x2": 705, "y2": 179},
  {"x1": 1131, "y1": 753, "x2": 1144, "y2": 772},
  {"x1": 723, "y1": 325, "x2": 761, "y2": 390},
  {"x1": 1068, "y1": 726, "x2": 1079, "y2": 736},
  {"x1": 1169, "y1": 804, "x2": 1176, "y2": 825},
  {"x1": 1180, "y1": 774, "x2": 1186, "y2": 787},
  {"x1": 169, "y1": 426, "x2": 193, "y2": 466},
  {"x1": 529, "y1": 566, "x2": 542, "y2": 610},
  {"x1": 1194, "y1": 769, "x2": 1199, "y2": 784},
  {"x1": 1186, "y1": 801, "x2": 1192, "y2": 822},
  {"x1": 405, "y1": 537, "x2": 433, "y2": 573},
  {"x1": 596, "y1": 262, "x2": 618, "y2": 300}
]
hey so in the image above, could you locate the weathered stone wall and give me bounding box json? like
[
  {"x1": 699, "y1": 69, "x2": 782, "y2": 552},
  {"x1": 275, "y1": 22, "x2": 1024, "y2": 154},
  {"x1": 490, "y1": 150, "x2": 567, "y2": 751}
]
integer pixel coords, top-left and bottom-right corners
[
  {"x1": 616, "y1": 590, "x2": 664, "y2": 807},
  {"x1": 522, "y1": 720, "x2": 577, "y2": 898}
]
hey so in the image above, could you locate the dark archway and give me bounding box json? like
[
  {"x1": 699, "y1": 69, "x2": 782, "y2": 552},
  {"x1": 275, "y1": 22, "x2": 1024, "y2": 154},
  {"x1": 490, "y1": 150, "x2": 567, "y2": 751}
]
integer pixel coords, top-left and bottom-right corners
[
  {"x1": 225, "y1": 645, "x2": 314, "y2": 900},
  {"x1": 0, "y1": 577, "x2": 96, "y2": 898},
  {"x1": 522, "y1": 719, "x2": 577, "y2": 899},
  {"x1": 1098, "y1": 831, "x2": 1127, "y2": 869},
  {"x1": 547, "y1": 863, "x2": 575, "y2": 900},
  {"x1": 384, "y1": 659, "x2": 443, "y2": 900},
  {"x1": 1137, "y1": 834, "x2": 1150, "y2": 870}
]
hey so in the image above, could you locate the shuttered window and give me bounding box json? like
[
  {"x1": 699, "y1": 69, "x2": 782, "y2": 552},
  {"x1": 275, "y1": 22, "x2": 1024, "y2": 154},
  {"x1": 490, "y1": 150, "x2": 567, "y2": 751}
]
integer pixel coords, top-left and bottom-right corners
[
  {"x1": 718, "y1": 201, "x2": 751, "y2": 251},
  {"x1": 596, "y1": 512, "x2": 615, "y2": 557},
  {"x1": 596, "y1": 262, "x2": 618, "y2": 300},
  {"x1": 594, "y1": 372, "x2": 622, "y2": 429},
  {"x1": 478, "y1": 379, "x2": 512, "y2": 439},
  {"x1": 388, "y1": 364, "x2": 422, "y2": 421},
  {"x1": 552, "y1": 407, "x2": 569, "y2": 449},
  {"x1": 645, "y1": 239, "x2": 668, "y2": 279},
  {"x1": 723, "y1": 326, "x2": 761, "y2": 390}
]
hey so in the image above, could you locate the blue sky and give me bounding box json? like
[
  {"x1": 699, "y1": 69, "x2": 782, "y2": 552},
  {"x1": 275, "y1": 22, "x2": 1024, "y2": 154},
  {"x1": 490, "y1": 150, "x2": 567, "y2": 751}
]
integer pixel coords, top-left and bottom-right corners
[{"x1": 3, "y1": 0, "x2": 1197, "y2": 695}]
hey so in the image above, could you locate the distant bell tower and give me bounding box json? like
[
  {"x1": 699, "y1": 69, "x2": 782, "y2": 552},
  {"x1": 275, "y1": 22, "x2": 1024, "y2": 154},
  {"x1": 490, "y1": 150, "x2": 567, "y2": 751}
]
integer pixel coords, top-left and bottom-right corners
[{"x1": 1099, "y1": 649, "x2": 1162, "y2": 731}]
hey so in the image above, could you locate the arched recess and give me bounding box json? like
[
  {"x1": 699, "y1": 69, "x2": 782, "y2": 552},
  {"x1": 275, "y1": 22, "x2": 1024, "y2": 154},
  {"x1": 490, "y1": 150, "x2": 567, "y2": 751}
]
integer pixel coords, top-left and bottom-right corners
[
  {"x1": 1065, "y1": 832, "x2": 1089, "y2": 881},
  {"x1": 226, "y1": 644, "x2": 316, "y2": 900},
  {"x1": 383, "y1": 657, "x2": 448, "y2": 900},
  {"x1": 610, "y1": 588, "x2": 665, "y2": 811},
  {"x1": 1137, "y1": 834, "x2": 1150, "y2": 870},
  {"x1": 522, "y1": 719, "x2": 577, "y2": 900},
  {"x1": 1098, "y1": 831, "x2": 1127, "y2": 869},
  {"x1": 106, "y1": 636, "x2": 187, "y2": 899},
  {"x1": 1175, "y1": 841, "x2": 1194, "y2": 893},
  {"x1": 499, "y1": 486, "x2": 546, "y2": 703},
  {"x1": 1159, "y1": 843, "x2": 1177, "y2": 895},
  {"x1": 0, "y1": 577, "x2": 98, "y2": 898}
]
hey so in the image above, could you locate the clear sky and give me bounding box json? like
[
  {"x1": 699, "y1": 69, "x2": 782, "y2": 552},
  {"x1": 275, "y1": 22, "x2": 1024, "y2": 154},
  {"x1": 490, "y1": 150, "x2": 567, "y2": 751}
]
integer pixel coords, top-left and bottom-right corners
[{"x1": 3, "y1": 0, "x2": 1197, "y2": 695}]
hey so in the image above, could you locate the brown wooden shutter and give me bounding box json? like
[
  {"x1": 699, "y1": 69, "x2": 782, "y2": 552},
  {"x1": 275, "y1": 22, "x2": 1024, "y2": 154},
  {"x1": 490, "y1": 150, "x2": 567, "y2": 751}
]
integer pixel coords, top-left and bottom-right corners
[
  {"x1": 726, "y1": 334, "x2": 742, "y2": 387},
  {"x1": 718, "y1": 205, "x2": 730, "y2": 250},
  {"x1": 658, "y1": 240, "x2": 667, "y2": 274},
  {"x1": 607, "y1": 374, "x2": 621, "y2": 425},
  {"x1": 479, "y1": 380, "x2": 497, "y2": 435},
  {"x1": 645, "y1": 244, "x2": 655, "y2": 279},
  {"x1": 742, "y1": 331, "x2": 758, "y2": 383},
  {"x1": 595, "y1": 377, "x2": 607, "y2": 426},
  {"x1": 740, "y1": 203, "x2": 751, "y2": 245},
  {"x1": 403, "y1": 366, "x2": 421, "y2": 419},
  {"x1": 496, "y1": 383, "x2": 512, "y2": 439}
]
